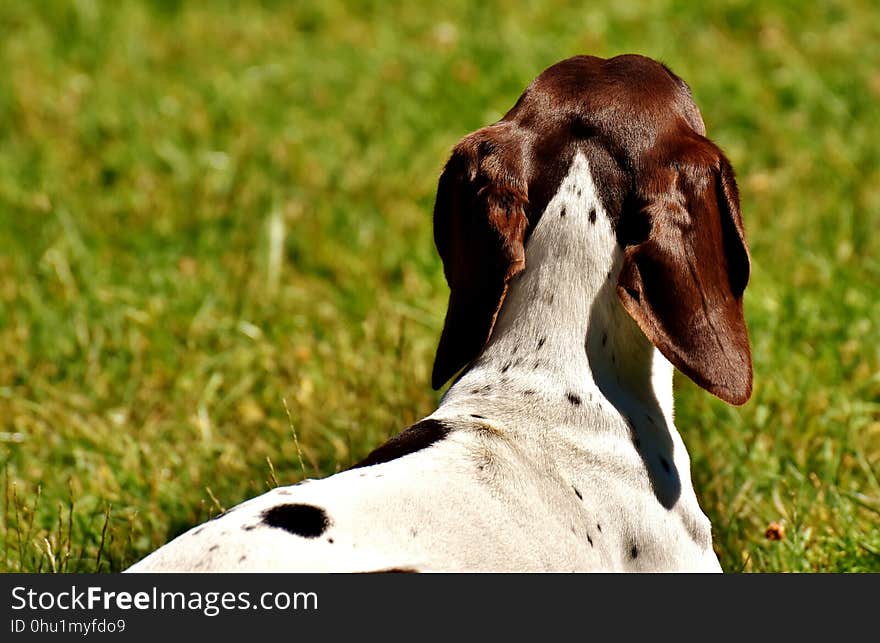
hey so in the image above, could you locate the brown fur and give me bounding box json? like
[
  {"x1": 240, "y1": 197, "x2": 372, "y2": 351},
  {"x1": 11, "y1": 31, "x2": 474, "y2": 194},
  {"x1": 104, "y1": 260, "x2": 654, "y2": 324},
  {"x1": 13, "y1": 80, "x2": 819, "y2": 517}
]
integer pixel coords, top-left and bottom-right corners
[{"x1": 431, "y1": 54, "x2": 751, "y2": 405}]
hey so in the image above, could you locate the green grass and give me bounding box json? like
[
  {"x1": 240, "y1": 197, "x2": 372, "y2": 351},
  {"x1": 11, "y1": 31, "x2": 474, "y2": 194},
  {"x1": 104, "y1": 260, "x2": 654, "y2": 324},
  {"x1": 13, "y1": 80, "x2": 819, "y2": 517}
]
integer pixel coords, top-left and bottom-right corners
[{"x1": 1, "y1": 0, "x2": 878, "y2": 572}]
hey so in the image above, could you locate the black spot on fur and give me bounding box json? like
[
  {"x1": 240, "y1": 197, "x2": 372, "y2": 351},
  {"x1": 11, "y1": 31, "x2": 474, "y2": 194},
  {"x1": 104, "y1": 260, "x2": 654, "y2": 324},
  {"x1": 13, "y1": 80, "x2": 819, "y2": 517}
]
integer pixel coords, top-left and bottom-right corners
[
  {"x1": 481, "y1": 384, "x2": 492, "y2": 392},
  {"x1": 327, "y1": 537, "x2": 334, "y2": 544},
  {"x1": 537, "y1": 337, "x2": 546, "y2": 349},
  {"x1": 589, "y1": 207, "x2": 596, "y2": 224},
  {"x1": 238, "y1": 555, "x2": 247, "y2": 563},
  {"x1": 192, "y1": 527, "x2": 205, "y2": 536},
  {"x1": 660, "y1": 457, "x2": 671, "y2": 474},
  {"x1": 630, "y1": 544, "x2": 639, "y2": 559},
  {"x1": 573, "y1": 486, "x2": 583, "y2": 500},
  {"x1": 567, "y1": 393, "x2": 582, "y2": 406},
  {"x1": 523, "y1": 389, "x2": 536, "y2": 396},
  {"x1": 588, "y1": 535, "x2": 593, "y2": 547},
  {"x1": 208, "y1": 544, "x2": 219, "y2": 552},
  {"x1": 597, "y1": 523, "x2": 602, "y2": 532},
  {"x1": 511, "y1": 345, "x2": 518, "y2": 355},
  {"x1": 351, "y1": 418, "x2": 452, "y2": 469},
  {"x1": 533, "y1": 360, "x2": 540, "y2": 369},
  {"x1": 242, "y1": 525, "x2": 256, "y2": 531},
  {"x1": 262, "y1": 503, "x2": 330, "y2": 539},
  {"x1": 560, "y1": 207, "x2": 566, "y2": 218},
  {"x1": 577, "y1": 188, "x2": 582, "y2": 197},
  {"x1": 470, "y1": 414, "x2": 486, "y2": 419},
  {"x1": 501, "y1": 362, "x2": 511, "y2": 373},
  {"x1": 470, "y1": 388, "x2": 481, "y2": 395}
]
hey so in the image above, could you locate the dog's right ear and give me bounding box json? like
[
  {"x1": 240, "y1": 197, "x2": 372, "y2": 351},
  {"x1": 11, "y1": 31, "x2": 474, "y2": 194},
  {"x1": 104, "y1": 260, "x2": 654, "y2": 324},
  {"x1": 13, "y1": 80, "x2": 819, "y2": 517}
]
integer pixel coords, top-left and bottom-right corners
[
  {"x1": 617, "y1": 136, "x2": 752, "y2": 405},
  {"x1": 431, "y1": 123, "x2": 529, "y2": 389}
]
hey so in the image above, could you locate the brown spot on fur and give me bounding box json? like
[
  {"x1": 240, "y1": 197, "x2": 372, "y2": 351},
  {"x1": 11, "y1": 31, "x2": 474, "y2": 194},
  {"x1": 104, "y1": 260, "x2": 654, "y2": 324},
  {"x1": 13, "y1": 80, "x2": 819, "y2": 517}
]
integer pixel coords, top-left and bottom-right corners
[{"x1": 351, "y1": 419, "x2": 451, "y2": 469}]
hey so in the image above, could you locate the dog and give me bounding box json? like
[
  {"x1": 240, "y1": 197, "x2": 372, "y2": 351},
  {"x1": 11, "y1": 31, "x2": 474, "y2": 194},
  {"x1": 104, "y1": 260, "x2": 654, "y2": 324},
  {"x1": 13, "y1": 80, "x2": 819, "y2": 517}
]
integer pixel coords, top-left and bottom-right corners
[{"x1": 127, "y1": 54, "x2": 751, "y2": 572}]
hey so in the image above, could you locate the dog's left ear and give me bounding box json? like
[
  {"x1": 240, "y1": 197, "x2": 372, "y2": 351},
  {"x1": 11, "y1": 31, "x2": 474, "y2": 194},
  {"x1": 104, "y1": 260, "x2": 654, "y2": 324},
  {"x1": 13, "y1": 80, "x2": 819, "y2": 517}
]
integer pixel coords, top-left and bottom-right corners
[
  {"x1": 431, "y1": 123, "x2": 529, "y2": 389},
  {"x1": 617, "y1": 137, "x2": 752, "y2": 405}
]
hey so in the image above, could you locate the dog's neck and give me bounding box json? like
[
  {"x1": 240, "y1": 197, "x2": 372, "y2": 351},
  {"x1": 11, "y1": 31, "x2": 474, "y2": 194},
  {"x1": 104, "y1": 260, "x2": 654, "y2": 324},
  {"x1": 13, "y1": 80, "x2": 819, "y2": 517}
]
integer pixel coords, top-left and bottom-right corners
[{"x1": 440, "y1": 153, "x2": 675, "y2": 434}]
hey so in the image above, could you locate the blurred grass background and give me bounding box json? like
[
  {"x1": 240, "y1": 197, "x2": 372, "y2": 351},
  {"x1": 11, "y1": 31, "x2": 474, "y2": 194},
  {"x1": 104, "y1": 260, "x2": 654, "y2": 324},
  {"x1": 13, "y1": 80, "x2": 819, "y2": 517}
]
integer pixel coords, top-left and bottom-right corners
[{"x1": 0, "y1": 0, "x2": 878, "y2": 572}]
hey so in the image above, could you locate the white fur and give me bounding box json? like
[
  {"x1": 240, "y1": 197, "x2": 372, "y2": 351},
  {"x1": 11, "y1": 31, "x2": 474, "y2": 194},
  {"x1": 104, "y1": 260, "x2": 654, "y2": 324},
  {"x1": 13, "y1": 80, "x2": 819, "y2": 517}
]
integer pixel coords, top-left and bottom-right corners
[{"x1": 127, "y1": 153, "x2": 721, "y2": 573}]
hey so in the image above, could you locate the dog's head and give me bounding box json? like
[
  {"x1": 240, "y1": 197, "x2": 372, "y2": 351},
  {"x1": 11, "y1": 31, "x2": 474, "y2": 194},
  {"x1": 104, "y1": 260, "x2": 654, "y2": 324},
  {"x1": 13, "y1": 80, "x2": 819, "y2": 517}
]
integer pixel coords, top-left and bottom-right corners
[{"x1": 432, "y1": 54, "x2": 752, "y2": 405}]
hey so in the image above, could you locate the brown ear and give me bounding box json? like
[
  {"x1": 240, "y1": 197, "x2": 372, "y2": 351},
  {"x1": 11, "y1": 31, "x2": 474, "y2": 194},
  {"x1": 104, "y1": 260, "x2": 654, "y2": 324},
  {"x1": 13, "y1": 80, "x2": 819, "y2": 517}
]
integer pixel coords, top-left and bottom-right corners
[
  {"x1": 431, "y1": 123, "x2": 529, "y2": 389},
  {"x1": 617, "y1": 141, "x2": 752, "y2": 405}
]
